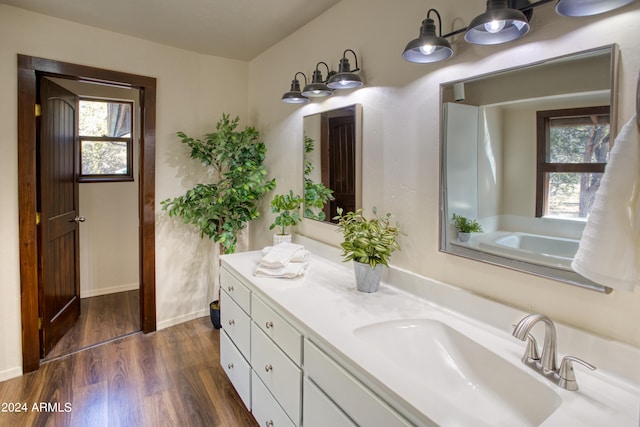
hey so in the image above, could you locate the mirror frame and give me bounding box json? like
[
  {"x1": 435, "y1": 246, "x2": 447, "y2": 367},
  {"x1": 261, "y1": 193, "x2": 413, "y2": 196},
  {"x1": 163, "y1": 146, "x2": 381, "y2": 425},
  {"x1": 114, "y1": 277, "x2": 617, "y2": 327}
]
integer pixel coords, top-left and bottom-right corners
[
  {"x1": 303, "y1": 103, "x2": 363, "y2": 224},
  {"x1": 439, "y1": 45, "x2": 619, "y2": 294}
]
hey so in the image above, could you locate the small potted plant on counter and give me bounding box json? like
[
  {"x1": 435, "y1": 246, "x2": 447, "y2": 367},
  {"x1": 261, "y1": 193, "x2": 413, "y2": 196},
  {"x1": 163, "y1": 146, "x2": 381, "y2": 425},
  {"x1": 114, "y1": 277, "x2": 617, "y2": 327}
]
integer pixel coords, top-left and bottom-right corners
[
  {"x1": 451, "y1": 213, "x2": 483, "y2": 242},
  {"x1": 334, "y1": 207, "x2": 402, "y2": 293},
  {"x1": 270, "y1": 190, "x2": 304, "y2": 245}
]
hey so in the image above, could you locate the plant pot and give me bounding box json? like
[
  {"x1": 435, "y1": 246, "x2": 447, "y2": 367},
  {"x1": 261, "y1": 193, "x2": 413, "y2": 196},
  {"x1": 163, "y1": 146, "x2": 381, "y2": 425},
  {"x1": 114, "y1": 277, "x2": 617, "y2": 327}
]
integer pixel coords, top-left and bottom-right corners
[
  {"x1": 457, "y1": 231, "x2": 471, "y2": 242},
  {"x1": 210, "y1": 300, "x2": 221, "y2": 329},
  {"x1": 273, "y1": 233, "x2": 292, "y2": 246},
  {"x1": 353, "y1": 261, "x2": 384, "y2": 293}
]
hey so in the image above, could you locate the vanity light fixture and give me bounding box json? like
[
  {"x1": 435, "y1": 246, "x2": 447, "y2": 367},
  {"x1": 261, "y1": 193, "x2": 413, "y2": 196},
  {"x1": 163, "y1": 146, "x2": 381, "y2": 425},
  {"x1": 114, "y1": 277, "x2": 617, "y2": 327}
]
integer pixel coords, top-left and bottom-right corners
[
  {"x1": 327, "y1": 49, "x2": 364, "y2": 89},
  {"x1": 402, "y1": 9, "x2": 454, "y2": 63},
  {"x1": 281, "y1": 72, "x2": 310, "y2": 104},
  {"x1": 555, "y1": 0, "x2": 636, "y2": 16},
  {"x1": 464, "y1": 0, "x2": 530, "y2": 45},
  {"x1": 302, "y1": 62, "x2": 333, "y2": 98}
]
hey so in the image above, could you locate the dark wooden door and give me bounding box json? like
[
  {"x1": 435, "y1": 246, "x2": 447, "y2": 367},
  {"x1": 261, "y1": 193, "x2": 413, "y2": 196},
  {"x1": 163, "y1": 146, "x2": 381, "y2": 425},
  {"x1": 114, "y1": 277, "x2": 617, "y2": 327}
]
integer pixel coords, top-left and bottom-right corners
[
  {"x1": 327, "y1": 115, "x2": 356, "y2": 219},
  {"x1": 38, "y1": 77, "x2": 81, "y2": 357}
]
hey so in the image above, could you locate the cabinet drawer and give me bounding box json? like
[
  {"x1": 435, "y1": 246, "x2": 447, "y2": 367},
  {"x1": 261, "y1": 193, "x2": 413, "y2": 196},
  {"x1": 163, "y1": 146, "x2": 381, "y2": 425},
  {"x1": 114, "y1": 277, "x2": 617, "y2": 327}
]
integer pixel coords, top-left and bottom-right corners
[
  {"x1": 221, "y1": 289, "x2": 250, "y2": 357},
  {"x1": 251, "y1": 323, "x2": 302, "y2": 424},
  {"x1": 304, "y1": 339, "x2": 412, "y2": 427},
  {"x1": 221, "y1": 268, "x2": 251, "y2": 313},
  {"x1": 252, "y1": 295, "x2": 302, "y2": 365},
  {"x1": 303, "y1": 377, "x2": 356, "y2": 427},
  {"x1": 251, "y1": 371, "x2": 295, "y2": 427},
  {"x1": 220, "y1": 330, "x2": 251, "y2": 410}
]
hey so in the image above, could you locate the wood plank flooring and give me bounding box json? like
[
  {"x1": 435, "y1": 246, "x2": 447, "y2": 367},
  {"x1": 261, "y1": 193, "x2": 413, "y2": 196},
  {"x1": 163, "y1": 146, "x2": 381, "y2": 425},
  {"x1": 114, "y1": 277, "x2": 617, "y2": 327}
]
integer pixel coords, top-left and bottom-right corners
[
  {"x1": 0, "y1": 317, "x2": 257, "y2": 427},
  {"x1": 45, "y1": 290, "x2": 140, "y2": 360}
]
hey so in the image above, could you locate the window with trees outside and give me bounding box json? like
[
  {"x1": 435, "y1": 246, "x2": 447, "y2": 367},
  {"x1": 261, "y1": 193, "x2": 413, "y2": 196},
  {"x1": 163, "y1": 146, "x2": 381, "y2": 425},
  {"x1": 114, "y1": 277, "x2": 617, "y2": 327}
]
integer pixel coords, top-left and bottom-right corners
[
  {"x1": 79, "y1": 98, "x2": 133, "y2": 182},
  {"x1": 535, "y1": 106, "x2": 609, "y2": 219}
]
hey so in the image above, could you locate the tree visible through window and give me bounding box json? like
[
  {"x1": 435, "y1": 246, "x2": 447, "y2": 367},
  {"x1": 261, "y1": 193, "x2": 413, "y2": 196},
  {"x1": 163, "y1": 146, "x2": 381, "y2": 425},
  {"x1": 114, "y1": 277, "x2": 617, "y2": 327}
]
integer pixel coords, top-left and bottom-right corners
[
  {"x1": 79, "y1": 99, "x2": 133, "y2": 182},
  {"x1": 536, "y1": 106, "x2": 609, "y2": 219}
]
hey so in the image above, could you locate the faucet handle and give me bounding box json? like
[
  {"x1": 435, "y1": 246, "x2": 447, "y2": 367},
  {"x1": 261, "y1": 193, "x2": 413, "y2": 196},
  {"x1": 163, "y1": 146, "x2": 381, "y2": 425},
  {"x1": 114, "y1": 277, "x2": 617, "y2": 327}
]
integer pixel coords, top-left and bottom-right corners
[
  {"x1": 558, "y1": 356, "x2": 596, "y2": 391},
  {"x1": 523, "y1": 333, "x2": 540, "y2": 363}
]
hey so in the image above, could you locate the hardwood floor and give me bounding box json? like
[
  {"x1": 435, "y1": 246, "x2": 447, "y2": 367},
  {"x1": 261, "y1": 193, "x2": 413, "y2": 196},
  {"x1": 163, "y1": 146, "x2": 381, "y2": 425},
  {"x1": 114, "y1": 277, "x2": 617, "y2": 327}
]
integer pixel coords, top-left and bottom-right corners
[
  {"x1": 0, "y1": 318, "x2": 257, "y2": 427},
  {"x1": 45, "y1": 290, "x2": 140, "y2": 360}
]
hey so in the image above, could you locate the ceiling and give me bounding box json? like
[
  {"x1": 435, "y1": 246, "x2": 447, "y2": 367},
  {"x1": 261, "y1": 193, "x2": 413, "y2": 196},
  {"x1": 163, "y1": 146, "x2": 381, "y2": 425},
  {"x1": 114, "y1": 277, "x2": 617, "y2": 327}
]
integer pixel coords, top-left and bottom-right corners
[{"x1": 0, "y1": 0, "x2": 342, "y2": 60}]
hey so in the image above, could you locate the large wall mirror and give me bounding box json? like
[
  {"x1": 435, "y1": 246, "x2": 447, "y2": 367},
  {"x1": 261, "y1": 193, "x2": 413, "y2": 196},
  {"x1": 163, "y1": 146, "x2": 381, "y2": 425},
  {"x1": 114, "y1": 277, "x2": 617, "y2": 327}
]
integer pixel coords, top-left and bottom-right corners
[
  {"x1": 440, "y1": 45, "x2": 618, "y2": 293},
  {"x1": 303, "y1": 104, "x2": 362, "y2": 223}
]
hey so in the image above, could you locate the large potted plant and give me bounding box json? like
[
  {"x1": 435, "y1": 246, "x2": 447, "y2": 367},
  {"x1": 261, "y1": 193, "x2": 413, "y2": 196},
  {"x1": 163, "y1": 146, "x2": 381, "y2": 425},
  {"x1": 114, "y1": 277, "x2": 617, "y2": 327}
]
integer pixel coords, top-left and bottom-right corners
[
  {"x1": 161, "y1": 113, "x2": 276, "y2": 327},
  {"x1": 334, "y1": 208, "x2": 402, "y2": 293},
  {"x1": 269, "y1": 190, "x2": 304, "y2": 245},
  {"x1": 451, "y1": 213, "x2": 483, "y2": 242}
]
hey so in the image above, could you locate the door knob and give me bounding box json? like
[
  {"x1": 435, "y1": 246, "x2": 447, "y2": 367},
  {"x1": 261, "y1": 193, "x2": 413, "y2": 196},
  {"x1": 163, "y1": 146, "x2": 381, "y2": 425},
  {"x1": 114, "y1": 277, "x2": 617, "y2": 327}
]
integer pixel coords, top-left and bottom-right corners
[{"x1": 73, "y1": 216, "x2": 86, "y2": 223}]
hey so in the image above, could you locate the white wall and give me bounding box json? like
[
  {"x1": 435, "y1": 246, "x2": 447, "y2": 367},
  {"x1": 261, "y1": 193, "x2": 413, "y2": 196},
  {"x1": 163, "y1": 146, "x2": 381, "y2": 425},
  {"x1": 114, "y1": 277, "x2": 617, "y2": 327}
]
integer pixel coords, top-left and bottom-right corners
[
  {"x1": 0, "y1": 4, "x2": 249, "y2": 380},
  {"x1": 248, "y1": 0, "x2": 640, "y2": 348}
]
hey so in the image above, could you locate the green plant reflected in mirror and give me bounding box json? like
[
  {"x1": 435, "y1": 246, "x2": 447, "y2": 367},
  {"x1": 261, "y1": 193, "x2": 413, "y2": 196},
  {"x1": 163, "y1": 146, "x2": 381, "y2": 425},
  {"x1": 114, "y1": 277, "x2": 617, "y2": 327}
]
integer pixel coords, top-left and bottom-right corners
[
  {"x1": 439, "y1": 46, "x2": 617, "y2": 293},
  {"x1": 303, "y1": 104, "x2": 362, "y2": 224}
]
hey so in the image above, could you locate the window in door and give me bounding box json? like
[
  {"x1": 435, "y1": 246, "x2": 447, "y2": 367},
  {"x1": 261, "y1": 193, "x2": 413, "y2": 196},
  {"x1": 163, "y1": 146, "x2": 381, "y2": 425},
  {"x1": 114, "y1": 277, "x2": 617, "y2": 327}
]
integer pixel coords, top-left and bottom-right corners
[
  {"x1": 536, "y1": 106, "x2": 610, "y2": 219},
  {"x1": 79, "y1": 99, "x2": 133, "y2": 182}
]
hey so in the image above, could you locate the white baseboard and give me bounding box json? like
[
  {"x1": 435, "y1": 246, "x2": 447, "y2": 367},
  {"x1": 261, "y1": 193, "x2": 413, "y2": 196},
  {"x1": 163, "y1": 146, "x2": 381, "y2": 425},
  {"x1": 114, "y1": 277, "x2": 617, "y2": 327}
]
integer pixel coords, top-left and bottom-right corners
[
  {"x1": 157, "y1": 309, "x2": 209, "y2": 331},
  {"x1": 81, "y1": 282, "x2": 139, "y2": 298},
  {"x1": 0, "y1": 366, "x2": 23, "y2": 382}
]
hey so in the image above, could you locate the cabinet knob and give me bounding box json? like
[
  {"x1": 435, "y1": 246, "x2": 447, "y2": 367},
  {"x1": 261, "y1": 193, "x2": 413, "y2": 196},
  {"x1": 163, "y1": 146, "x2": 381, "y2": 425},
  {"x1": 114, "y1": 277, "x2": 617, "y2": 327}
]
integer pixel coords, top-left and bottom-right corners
[
  {"x1": 227, "y1": 285, "x2": 234, "y2": 292},
  {"x1": 265, "y1": 364, "x2": 273, "y2": 372},
  {"x1": 228, "y1": 319, "x2": 235, "y2": 326},
  {"x1": 227, "y1": 363, "x2": 234, "y2": 370},
  {"x1": 265, "y1": 421, "x2": 273, "y2": 427},
  {"x1": 265, "y1": 321, "x2": 274, "y2": 329}
]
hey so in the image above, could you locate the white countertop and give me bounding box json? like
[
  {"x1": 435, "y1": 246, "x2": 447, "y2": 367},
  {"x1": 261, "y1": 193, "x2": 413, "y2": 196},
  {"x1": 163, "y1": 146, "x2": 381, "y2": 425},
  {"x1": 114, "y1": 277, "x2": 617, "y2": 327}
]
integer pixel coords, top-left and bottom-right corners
[{"x1": 221, "y1": 249, "x2": 640, "y2": 426}]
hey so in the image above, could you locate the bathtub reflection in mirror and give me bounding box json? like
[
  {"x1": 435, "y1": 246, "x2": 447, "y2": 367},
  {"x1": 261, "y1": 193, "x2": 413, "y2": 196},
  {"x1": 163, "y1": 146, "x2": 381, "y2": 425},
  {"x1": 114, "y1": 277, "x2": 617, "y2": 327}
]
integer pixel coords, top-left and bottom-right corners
[
  {"x1": 303, "y1": 104, "x2": 362, "y2": 223},
  {"x1": 440, "y1": 46, "x2": 617, "y2": 293}
]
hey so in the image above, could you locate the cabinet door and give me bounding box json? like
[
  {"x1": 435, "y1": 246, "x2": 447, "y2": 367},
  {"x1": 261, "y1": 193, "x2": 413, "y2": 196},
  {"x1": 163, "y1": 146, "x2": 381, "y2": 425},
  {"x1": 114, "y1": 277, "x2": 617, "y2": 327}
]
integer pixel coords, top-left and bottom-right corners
[
  {"x1": 304, "y1": 339, "x2": 412, "y2": 427},
  {"x1": 252, "y1": 371, "x2": 295, "y2": 427},
  {"x1": 221, "y1": 268, "x2": 251, "y2": 313},
  {"x1": 303, "y1": 377, "x2": 356, "y2": 427},
  {"x1": 251, "y1": 323, "x2": 302, "y2": 424},
  {"x1": 221, "y1": 289, "x2": 251, "y2": 357},
  {"x1": 220, "y1": 330, "x2": 251, "y2": 410},
  {"x1": 252, "y1": 294, "x2": 302, "y2": 365}
]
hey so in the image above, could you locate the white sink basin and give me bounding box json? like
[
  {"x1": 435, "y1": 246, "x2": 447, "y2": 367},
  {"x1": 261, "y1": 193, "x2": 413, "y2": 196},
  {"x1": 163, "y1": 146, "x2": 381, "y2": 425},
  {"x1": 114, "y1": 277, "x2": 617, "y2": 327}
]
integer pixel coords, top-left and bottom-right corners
[{"x1": 354, "y1": 318, "x2": 562, "y2": 426}]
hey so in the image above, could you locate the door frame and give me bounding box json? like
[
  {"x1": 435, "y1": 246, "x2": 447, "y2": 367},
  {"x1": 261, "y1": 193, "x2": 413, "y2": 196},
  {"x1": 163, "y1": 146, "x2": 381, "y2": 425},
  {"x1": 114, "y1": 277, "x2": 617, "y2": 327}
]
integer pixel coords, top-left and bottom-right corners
[{"x1": 17, "y1": 55, "x2": 157, "y2": 372}]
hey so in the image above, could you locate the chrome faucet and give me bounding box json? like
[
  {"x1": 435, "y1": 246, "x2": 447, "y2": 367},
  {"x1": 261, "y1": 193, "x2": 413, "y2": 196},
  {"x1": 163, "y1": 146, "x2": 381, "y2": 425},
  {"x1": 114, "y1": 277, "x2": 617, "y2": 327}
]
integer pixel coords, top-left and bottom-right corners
[
  {"x1": 512, "y1": 313, "x2": 558, "y2": 372},
  {"x1": 512, "y1": 313, "x2": 596, "y2": 391}
]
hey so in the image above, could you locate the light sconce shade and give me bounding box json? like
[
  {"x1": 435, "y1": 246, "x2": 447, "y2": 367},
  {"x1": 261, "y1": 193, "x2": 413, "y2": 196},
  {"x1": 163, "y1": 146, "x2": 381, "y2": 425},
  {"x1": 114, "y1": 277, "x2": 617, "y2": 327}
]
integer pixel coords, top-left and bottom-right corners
[
  {"x1": 327, "y1": 49, "x2": 364, "y2": 89},
  {"x1": 464, "y1": 0, "x2": 530, "y2": 45},
  {"x1": 403, "y1": 9, "x2": 453, "y2": 63},
  {"x1": 281, "y1": 72, "x2": 310, "y2": 104},
  {"x1": 555, "y1": 0, "x2": 636, "y2": 16},
  {"x1": 302, "y1": 62, "x2": 333, "y2": 98}
]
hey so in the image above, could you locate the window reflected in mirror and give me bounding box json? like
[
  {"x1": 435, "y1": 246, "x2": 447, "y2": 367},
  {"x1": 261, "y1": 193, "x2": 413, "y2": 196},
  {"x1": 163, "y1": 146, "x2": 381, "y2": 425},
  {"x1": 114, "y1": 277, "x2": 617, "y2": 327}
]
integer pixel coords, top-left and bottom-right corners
[
  {"x1": 303, "y1": 104, "x2": 362, "y2": 224},
  {"x1": 439, "y1": 45, "x2": 617, "y2": 293}
]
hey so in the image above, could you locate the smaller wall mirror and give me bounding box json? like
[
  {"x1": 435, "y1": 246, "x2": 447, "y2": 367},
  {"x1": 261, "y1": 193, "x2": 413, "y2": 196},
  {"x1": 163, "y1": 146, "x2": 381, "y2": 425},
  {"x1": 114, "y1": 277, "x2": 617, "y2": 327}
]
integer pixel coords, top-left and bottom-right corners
[
  {"x1": 303, "y1": 104, "x2": 362, "y2": 223},
  {"x1": 440, "y1": 46, "x2": 618, "y2": 293}
]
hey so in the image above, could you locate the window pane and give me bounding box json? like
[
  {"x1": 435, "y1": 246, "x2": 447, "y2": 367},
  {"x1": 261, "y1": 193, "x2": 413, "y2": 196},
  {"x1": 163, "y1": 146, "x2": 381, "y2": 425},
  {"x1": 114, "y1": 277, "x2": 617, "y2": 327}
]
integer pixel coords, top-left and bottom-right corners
[
  {"x1": 79, "y1": 100, "x2": 132, "y2": 138},
  {"x1": 549, "y1": 121, "x2": 609, "y2": 163},
  {"x1": 81, "y1": 140, "x2": 129, "y2": 175},
  {"x1": 546, "y1": 172, "x2": 603, "y2": 218}
]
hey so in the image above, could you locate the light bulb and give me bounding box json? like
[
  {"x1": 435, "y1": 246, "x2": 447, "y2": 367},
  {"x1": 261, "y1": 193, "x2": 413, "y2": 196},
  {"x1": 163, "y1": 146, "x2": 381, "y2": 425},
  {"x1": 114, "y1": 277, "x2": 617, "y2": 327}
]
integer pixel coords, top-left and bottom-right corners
[
  {"x1": 419, "y1": 44, "x2": 436, "y2": 55},
  {"x1": 340, "y1": 80, "x2": 350, "y2": 86},
  {"x1": 484, "y1": 19, "x2": 506, "y2": 33}
]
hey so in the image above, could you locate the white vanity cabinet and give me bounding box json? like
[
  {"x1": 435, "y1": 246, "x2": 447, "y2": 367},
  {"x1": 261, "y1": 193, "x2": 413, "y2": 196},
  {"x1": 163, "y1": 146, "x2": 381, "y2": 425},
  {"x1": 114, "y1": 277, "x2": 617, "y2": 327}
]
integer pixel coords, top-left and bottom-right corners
[
  {"x1": 303, "y1": 339, "x2": 412, "y2": 427},
  {"x1": 220, "y1": 269, "x2": 252, "y2": 410}
]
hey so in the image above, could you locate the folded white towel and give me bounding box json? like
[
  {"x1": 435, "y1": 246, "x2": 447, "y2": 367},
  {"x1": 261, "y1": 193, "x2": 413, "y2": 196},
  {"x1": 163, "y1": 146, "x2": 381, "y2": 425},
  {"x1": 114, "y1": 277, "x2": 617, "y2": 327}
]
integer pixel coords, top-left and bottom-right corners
[
  {"x1": 255, "y1": 262, "x2": 309, "y2": 279},
  {"x1": 571, "y1": 115, "x2": 640, "y2": 292},
  {"x1": 259, "y1": 242, "x2": 305, "y2": 268},
  {"x1": 261, "y1": 246, "x2": 310, "y2": 263}
]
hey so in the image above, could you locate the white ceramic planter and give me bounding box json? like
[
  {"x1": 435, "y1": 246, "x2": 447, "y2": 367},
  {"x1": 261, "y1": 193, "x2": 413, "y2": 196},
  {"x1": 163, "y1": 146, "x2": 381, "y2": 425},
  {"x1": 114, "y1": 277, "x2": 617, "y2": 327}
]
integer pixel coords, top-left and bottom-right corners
[{"x1": 273, "y1": 233, "x2": 292, "y2": 246}]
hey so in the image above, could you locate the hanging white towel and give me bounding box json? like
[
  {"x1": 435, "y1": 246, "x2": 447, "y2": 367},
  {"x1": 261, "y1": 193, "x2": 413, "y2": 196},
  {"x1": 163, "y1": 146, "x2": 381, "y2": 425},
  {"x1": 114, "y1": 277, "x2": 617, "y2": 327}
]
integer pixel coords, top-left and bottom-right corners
[{"x1": 571, "y1": 115, "x2": 640, "y2": 292}]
